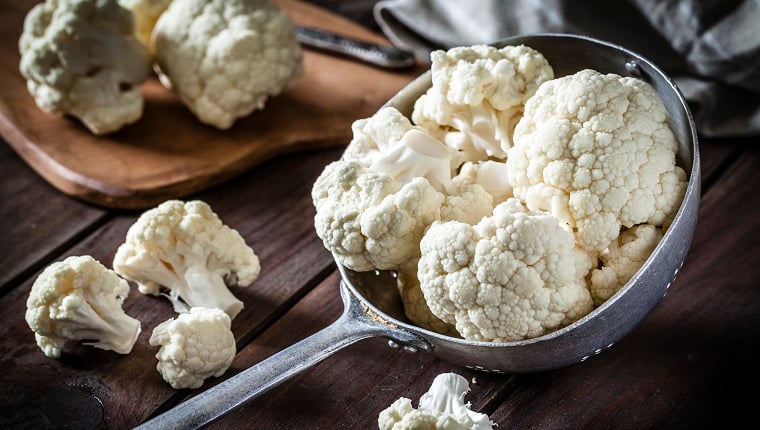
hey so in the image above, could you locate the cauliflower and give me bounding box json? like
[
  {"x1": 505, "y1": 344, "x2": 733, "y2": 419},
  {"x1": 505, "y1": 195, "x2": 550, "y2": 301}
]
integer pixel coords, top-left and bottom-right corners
[
  {"x1": 590, "y1": 224, "x2": 663, "y2": 305},
  {"x1": 313, "y1": 107, "x2": 494, "y2": 272},
  {"x1": 412, "y1": 44, "x2": 554, "y2": 161},
  {"x1": 396, "y1": 269, "x2": 457, "y2": 336},
  {"x1": 417, "y1": 198, "x2": 594, "y2": 342},
  {"x1": 25, "y1": 255, "x2": 141, "y2": 358},
  {"x1": 378, "y1": 372, "x2": 494, "y2": 430},
  {"x1": 113, "y1": 199, "x2": 260, "y2": 319},
  {"x1": 118, "y1": 0, "x2": 172, "y2": 53},
  {"x1": 19, "y1": 0, "x2": 152, "y2": 135},
  {"x1": 507, "y1": 68, "x2": 688, "y2": 253},
  {"x1": 152, "y1": 0, "x2": 303, "y2": 129},
  {"x1": 149, "y1": 307, "x2": 236, "y2": 389},
  {"x1": 312, "y1": 160, "x2": 443, "y2": 272}
]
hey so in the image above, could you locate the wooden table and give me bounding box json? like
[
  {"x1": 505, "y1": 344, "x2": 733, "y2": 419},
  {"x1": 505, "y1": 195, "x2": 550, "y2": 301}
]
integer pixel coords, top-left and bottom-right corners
[{"x1": 1, "y1": 3, "x2": 759, "y2": 429}]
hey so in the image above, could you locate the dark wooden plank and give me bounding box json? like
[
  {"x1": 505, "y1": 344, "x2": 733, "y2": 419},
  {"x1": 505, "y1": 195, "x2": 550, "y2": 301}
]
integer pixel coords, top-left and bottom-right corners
[
  {"x1": 201, "y1": 271, "x2": 513, "y2": 429},
  {"x1": 487, "y1": 147, "x2": 760, "y2": 429},
  {"x1": 0, "y1": 147, "x2": 342, "y2": 428},
  {"x1": 0, "y1": 141, "x2": 108, "y2": 293}
]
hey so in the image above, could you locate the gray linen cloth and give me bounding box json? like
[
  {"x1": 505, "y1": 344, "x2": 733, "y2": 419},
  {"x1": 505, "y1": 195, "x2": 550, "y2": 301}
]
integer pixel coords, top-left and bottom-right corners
[{"x1": 373, "y1": 0, "x2": 760, "y2": 138}]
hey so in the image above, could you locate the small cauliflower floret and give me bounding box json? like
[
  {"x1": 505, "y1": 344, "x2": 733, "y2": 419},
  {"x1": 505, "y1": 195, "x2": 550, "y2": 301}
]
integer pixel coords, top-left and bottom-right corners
[
  {"x1": 311, "y1": 160, "x2": 443, "y2": 272},
  {"x1": 118, "y1": 0, "x2": 172, "y2": 53},
  {"x1": 113, "y1": 199, "x2": 260, "y2": 319},
  {"x1": 378, "y1": 373, "x2": 494, "y2": 430},
  {"x1": 149, "y1": 307, "x2": 236, "y2": 389},
  {"x1": 152, "y1": 0, "x2": 303, "y2": 129},
  {"x1": 412, "y1": 44, "x2": 554, "y2": 162},
  {"x1": 418, "y1": 198, "x2": 594, "y2": 342},
  {"x1": 590, "y1": 224, "x2": 663, "y2": 305},
  {"x1": 19, "y1": 0, "x2": 152, "y2": 135},
  {"x1": 396, "y1": 269, "x2": 458, "y2": 337},
  {"x1": 25, "y1": 255, "x2": 141, "y2": 358},
  {"x1": 508, "y1": 68, "x2": 688, "y2": 253}
]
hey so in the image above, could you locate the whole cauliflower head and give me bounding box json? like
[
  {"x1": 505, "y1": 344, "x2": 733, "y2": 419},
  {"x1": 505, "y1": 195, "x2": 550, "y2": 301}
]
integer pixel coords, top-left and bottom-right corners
[
  {"x1": 25, "y1": 255, "x2": 142, "y2": 358},
  {"x1": 113, "y1": 199, "x2": 261, "y2": 319},
  {"x1": 418, "y1": 198, "x2": 594, "y2": 342},
  {"x1": 149, "y1": 307, "x2": 236, "y2": 389},
  {"x1": 412, "y1": 44, "x2": 554, "y2": 161},
  {"x1": 378, "y1": 373, "x2": 494, "y2": 430},
  {"x1": 508, "y1": 68, "x2": 688, "y2": 253},
  {"x1": 152, "y1": 0, "x2": 304, "y2": 129},
  {"x1": 19, "y1": 0, "x2": 152, "y2": 135}
]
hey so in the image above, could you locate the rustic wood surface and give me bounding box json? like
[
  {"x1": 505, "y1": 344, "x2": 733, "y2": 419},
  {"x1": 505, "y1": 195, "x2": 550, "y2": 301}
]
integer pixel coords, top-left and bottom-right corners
[
  {"x1": 0, "y1": 0, "x2": 423, "y2": 209},
  {"x1": 1, "y1": 1, "x2": 759, "y2": 429}
]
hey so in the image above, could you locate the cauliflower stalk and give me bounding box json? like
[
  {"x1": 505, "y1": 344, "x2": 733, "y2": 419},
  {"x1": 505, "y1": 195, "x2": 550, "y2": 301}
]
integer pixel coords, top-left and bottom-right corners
[
  {"x1": 507, "y1": 68, "x2": 688, "y2": 253},
  {"x1": 150, "y1": 307, "x2": 236, "y2": 389},
  {"x1": 113, "y1": 199, "x2": 260, "y2": 319},
  {"x1": 19, "y1": 0, "x2": 152, "y2": 135},
  {"x1": 378, "y1": 372, "x2": 494, "y2": 430},
  {"x1": 152, "y1": 0, "x2": 304, "y2": 129},
  {"x1": 25, "y1": 255, "x2": 142, "y2": 358}
]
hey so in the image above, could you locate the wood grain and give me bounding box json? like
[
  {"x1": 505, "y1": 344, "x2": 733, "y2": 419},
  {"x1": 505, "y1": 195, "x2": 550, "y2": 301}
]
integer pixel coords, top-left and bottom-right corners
[
  {"x1": 0, "y1": 147, "x2": 343, "y2": 428},
  {"x1": 0, "y1": 0, "x2": 423, "y2": 209}
]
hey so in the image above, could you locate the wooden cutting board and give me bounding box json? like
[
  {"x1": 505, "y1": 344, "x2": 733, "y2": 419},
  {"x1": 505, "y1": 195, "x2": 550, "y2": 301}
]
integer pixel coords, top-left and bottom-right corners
[{"x1": 0, "y1": 0, "x2": 424, "y2": 209}]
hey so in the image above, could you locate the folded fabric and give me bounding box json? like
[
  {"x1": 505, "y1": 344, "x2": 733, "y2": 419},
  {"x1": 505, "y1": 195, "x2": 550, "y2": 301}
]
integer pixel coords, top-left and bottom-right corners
[{"x1": 374, "y1": 0, "x2": 760, "y2": 138}]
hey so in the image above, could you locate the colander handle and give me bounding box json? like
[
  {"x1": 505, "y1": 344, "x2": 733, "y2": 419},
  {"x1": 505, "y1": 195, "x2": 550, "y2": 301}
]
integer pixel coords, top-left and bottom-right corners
[{"x1": 133, "y1": 281, "x2": 421, "y2": 430}]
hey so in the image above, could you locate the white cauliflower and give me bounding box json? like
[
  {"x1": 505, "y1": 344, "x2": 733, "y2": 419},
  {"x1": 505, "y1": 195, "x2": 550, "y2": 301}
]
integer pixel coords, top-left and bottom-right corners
[
  {"x1": 507, "y1": 68, "x2": 688, "y2": 253},
  {"x1": 378, "y1": 373, "x2": 494, "y2": 430},
  {"x1": 149, "y1": 307, "x2": 236, "y2": 389},
  {"x1": 118, "y1": 0, "x2": 172, "y2": 53},
  {"x1": 396, "y1": 269, "x2": 457, "y2": 337},
  {"x1": 313, "y1": 107, "x2": 494, "y2": 272},
  {"x1": 19, "y1": 0, "x2": 152, "y2": 135},
  {"x1": 590, "y1": 224, "x2": 663, "y2": 305},
  {"x1": 418, "y1": 198, "x2": 594, "y2": 342},
  {"x1": 346, "y1": 107, "x2": 495, "y2": 225},
  {"x1": 412, "y1": 44, "x2": 554, "y2": 161},
  {"x1": 25, "y1": 255, "x2": 142, "y2": 358},
  {"x1": 113, "y1": 199, "x2": 260, "y2": 319},
  {"x1": 152, "y1": 0, "x2": 303, "y2": 129},
  {"x1": 311, "y1": 160, "x2": 443, "y2": 272}
]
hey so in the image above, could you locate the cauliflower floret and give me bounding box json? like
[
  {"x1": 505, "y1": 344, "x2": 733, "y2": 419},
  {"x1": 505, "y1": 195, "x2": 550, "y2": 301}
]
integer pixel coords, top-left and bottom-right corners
[
  {"x1": 508, "y1": 68, "x2": 688, "y2": 253},
  {"x1": 19, "y1": 0, "x2": 152, "y2": 135},
  {"x1": 590, "y1": 224, "x2": 663, "y2": 305},
  {"x1": 418, "y1": 198, "x2": 594, "y2": 342},
  {"x1": 412, "y1": 44, "x2": 554, "y2": 162},
  {"x1": 311, "y1": 160, "x2": 443, "y2": 272},
  {"x1": 25, "y1": 255, "x2": 142, "y2": 358},
  {"x1": 396, "y1": 269, "x2": 458, "y2": 337},
  {"x1": 314, "y1": 107, "x2": 496, "y2": 272},
  {"x1": 344, "y1": 107, "x2": 460, "y2": 193},
  {"x1": 378, "y1": 373, "x2": 494, "y2": 430},
  {"x1": 149, "y1": 307, "x2": 236, "y2": 389},
  {"x1": 118, "y1": 0, "x2": 172, "y2": 53},
  {"x1": 152, "y1": 0, "x2": 303, "y2": 129},
  {"x1": 453, "y1": 159, "x2": 513, "y2": 206},
  {"x1": 113, "y1": 199, "x2": 261, "y2": 319}
]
